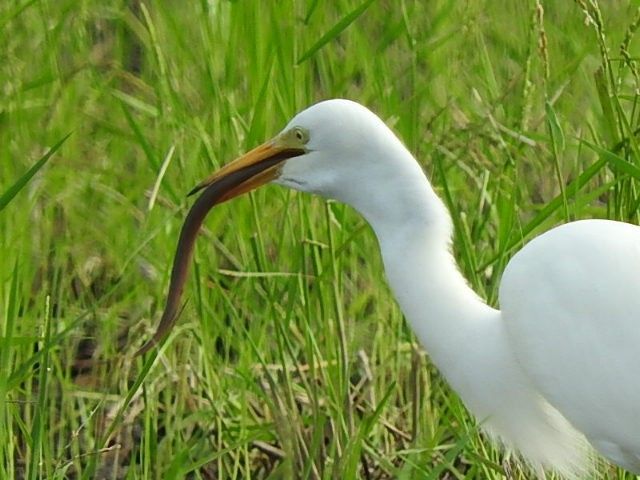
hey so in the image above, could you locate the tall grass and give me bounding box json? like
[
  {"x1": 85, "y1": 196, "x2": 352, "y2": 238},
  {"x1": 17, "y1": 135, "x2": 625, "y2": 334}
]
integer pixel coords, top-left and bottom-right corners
[{"x1": 1, "y1": 1, "x2": 639, "y2": 478}]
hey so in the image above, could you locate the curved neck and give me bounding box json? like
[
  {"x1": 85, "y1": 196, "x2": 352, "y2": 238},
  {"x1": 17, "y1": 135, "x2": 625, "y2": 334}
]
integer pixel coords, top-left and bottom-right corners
[{"x1": 359, "y1": 165, "x2": 497, "y2": 374}]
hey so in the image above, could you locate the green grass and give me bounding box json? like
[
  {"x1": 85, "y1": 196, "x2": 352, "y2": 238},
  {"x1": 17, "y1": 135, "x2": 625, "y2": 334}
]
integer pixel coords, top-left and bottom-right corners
[{"x1": 1, "y1": 0, "x2": 640, "y2": 478}]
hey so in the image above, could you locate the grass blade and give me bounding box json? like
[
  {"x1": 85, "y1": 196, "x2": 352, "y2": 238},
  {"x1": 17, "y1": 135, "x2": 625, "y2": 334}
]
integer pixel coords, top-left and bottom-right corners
[
  {"x1": 296, "y1": 0, "x2": 375, "y2": 64},
  {"x1": 0, "y1": 133, "x2": 70, "y2": 212},
  {"x1": 26, "y1": 295, "x2": 53, "y2": 480},
  {"x1": 581, "y1": 139, "x2": 640, "y2": 181}
]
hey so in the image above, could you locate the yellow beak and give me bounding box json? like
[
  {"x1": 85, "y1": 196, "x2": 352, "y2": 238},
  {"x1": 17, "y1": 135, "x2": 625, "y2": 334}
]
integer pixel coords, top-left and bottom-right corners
[
  {"x1": 135, "y1": 140, "x2": 306, "y2": 356},
  {"x1": 188, "y1": 141, "x2": 306, "y2": 201}
]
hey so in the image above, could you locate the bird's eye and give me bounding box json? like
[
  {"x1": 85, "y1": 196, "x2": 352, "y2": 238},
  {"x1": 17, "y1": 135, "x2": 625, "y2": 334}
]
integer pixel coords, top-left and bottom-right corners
[{"x1": 292, "y1": 127, "x2": 308, "y2": 144}]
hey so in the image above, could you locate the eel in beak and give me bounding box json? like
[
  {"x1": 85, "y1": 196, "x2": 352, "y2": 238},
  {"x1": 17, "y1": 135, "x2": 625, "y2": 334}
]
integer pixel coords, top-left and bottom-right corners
[{"x1": 135, "y1": 140, "x2": 305, "y2": 356}]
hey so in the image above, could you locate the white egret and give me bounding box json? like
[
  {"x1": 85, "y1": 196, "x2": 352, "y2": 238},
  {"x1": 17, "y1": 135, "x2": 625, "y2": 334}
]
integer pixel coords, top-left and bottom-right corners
[{"x1": 137, "y1": 99, "x2": 640, "y2": 478}]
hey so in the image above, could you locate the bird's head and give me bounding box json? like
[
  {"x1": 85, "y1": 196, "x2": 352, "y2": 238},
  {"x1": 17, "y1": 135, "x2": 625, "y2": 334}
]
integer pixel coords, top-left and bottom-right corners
[{"x1": 189, "y1": 99, "x2": 412, "y2": 207}]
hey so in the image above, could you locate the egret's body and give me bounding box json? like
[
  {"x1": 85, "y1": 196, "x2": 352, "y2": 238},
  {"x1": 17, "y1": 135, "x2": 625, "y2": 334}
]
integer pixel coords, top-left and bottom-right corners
[
  {"x1": 140, "y1": 99, "x2": 640, "y2": 478},
  {"x1": 501, "y1": 220, "x2": 640, "y2": 471}
]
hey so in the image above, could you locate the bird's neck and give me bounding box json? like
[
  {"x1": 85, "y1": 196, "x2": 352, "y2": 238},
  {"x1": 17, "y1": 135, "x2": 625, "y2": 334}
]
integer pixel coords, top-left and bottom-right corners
[{"x1": 362, "y1": 169, "x2": 497, "y2": 374}]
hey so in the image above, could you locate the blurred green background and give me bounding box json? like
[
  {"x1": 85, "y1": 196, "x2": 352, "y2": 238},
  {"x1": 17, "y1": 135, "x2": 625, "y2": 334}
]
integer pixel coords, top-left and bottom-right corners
[{"x1": 1, "y1": 1, "x2": 639, "y2": 478}]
